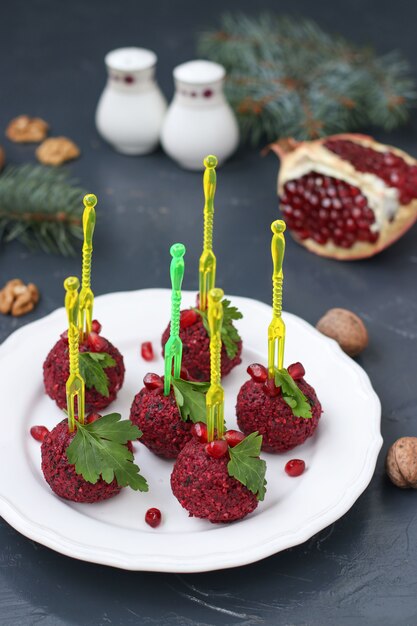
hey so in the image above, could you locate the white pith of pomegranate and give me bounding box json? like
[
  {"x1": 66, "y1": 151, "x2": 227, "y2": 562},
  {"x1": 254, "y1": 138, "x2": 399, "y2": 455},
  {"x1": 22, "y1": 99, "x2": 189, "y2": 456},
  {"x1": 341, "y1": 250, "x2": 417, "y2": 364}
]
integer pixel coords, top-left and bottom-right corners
[{"x1": 270, "y1": 134, "x2": 417, "y2": 260}]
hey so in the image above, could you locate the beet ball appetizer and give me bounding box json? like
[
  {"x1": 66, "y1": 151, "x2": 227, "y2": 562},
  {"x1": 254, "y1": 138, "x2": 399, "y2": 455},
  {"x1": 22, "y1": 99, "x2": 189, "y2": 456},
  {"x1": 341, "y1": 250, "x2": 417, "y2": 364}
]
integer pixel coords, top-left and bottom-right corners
[
  {"x1": 171, "y1": 289, "x2": 267, "y2": 523},
  {"x1": 161, "y1": 156, "x2": 243, "y2": 382},
  {"x1": 41, "y1": 276, "x2": 148, "y2": 503},
  {"x1": 43, "y1": 323, "x2": 125, "y2": 412},
  {"x1": 236, "y1": 362, "x2": 322, "y2": 452},
  {"x1": 43, "y1": 194, "x2": 124, "y2": 412},
  {"x1": 236, "y1": 220, "x2": 322, "y2": 452},
  {"x1": 131, "y1": 243, "x2": 210, "y2": 458},
  {"x1": 161, "y1": 301, "x2": 242, "y2": 382}
]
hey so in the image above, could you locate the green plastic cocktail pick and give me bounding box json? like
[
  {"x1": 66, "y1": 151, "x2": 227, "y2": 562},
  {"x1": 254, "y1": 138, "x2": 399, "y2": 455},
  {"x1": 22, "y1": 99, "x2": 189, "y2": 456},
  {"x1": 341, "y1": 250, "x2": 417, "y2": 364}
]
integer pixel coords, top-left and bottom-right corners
[
  {"x1": 198, "y1": 155, "x2": 218, "y2": 312},
  {"x1": 206, "y1": 288, "x2": 225, "y2": 442},
  {"x1": 164, "y1": 243, "x2": 186, "y2": 396},
  {"x1": 79, "y1": 193, "x2": 97, "y2": 339},
  {"x1": 268, "y1": 220, "x2": 286, "y2": 378},
  {"x1": 64, "y1": 276, "x2": 85, "y2": 432}
]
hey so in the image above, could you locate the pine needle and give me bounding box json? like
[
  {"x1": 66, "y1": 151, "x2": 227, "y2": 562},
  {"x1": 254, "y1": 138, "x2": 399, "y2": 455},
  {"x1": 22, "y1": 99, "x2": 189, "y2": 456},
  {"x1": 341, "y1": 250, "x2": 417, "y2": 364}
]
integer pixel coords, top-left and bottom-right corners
[
  {"x1": 198, "y1": 14, "x2": 417, "y2": 143},
  {"x1": 0, "y1": 164, "x2": 86, "y2": 255}
]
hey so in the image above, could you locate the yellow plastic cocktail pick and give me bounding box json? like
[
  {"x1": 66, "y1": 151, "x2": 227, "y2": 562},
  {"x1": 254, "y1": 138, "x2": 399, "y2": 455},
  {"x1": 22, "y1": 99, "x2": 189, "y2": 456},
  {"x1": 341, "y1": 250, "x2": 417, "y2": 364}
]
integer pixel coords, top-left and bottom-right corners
[
  {"x1": 198, "y1": 155, "x2": 218, "y2": 312},
  {"x1": 206, "y1": 287, "x2": 225, "y2": 442},
  {"x1": 164, "y1": 243, "x2": 186, "y2": 396},
  {"x1": 268, "y1": 220, "x2": 286, "y2": 378},
  {"x1": 64, "y1": 276, "x2": 85, "y2": 432},
  {"x1": 79, "y1": 194, "x2": 97, "y2": 338}
]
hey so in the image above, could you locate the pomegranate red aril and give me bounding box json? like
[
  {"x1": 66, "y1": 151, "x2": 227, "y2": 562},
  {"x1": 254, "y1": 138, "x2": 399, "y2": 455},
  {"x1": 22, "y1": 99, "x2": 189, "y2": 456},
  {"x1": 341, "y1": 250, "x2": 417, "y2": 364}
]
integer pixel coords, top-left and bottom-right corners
[
  {"x1": 224, "y1": 430, "x2": 245, "y2": 447},
  {"x1": 143, "y1": 372, "x2": 163, "y2": 391},
  {"x1": 141, "y1": 341, "x2": 154, "y2": 361},
  {"x1": 191, "y1": 422, "x2": 208, "y2": 443},
  {"x1": 91, "y1": 320, "x2": 102, "y2": 334},
  {"x1": 145, "y1": 508, "x2": 162, "y2": 528},
  {"x1": 263, "y1": 377, "x2": 281, "y2": 397},
  {"x1": 30, "y1": 425, "x2": 49, "y2": 442},
  {"x1": 60, "y1": 329, "x2": 68, "y2": 340},
  {"x1": 273, "y1": 133, "x2": 417, "y2": 260},
  {"x1": 205, "y1": 440, "x2": 228, "y2": 459},
  {"x1": 247, "y1": 363, "x2": 268, "y2": 383},
  {"x1": 285, "y1": 459, "x2": 306, "y2": 477},
  {"x1": 86, "y1": 413, "x2": 101, "y2": 424},
  {"x1": 87, "y1": 331, "x2": 108, "y2": 352},
  {"x1": 180, "y1": 309, "x2": 198, "y2": 329},
  {"x1": 179, "y1": 365, "x2": 190, "y2": 380},
  {"x1": 287, "y1": 362, "x2": 305, "y2": 380}
]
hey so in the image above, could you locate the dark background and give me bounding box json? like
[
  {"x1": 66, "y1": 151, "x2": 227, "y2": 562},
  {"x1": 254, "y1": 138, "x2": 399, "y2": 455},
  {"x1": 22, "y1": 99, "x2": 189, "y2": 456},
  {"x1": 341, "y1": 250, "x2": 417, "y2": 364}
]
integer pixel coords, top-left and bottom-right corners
[{"x1": 1, "y1": 1, "x2": 417, "y2": 624}]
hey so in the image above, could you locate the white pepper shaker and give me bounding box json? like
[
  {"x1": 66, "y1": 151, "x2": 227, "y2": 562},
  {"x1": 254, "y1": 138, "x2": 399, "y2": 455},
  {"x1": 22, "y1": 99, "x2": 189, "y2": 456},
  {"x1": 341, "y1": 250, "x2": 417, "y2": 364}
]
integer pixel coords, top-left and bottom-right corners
[
  {"x1": 161, "y1": 60, "x2": 239, "y2": 170},
  {"x1": 95, "y1": 47, "x2": 167, "y2": 155}
]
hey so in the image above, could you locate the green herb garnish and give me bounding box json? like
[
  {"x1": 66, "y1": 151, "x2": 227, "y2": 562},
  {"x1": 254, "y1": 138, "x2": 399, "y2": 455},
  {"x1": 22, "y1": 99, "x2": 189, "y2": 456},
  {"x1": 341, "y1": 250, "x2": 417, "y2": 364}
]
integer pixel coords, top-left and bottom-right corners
[
  {"x1": 274, "y1": 368, "x2": 312, "y2": 419},
  {"x1": 78, "y1": 351, "x2": 116, "y2": 397},
  {"x1": 196, "y1": 298, "x2": 243, "y2": 359},
  {"x1": 172, "y1": 378, "x2": 210, "y2": 424},
  {"x1": 66, "y1": 413, "x2": 148, "y2": 491},
  {"x1": 227, "y1": 431, "x2": 267, "y2": 500}
]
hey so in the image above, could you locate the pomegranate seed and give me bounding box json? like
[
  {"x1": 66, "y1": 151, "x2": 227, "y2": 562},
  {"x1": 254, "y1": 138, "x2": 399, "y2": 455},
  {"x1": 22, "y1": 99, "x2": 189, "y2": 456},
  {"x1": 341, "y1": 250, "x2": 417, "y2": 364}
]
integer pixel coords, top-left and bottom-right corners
[
  {"x1": 191, "y1": 422, "x2": 208, "y2": 443},
  {"x1": 287, "y1": 362, "x2": 305, "y2": 380},
  {"x1": 224, "y1": 430, "x2": 245, "y2": 447},
  {"x1": 141, "y1": 341, "x2": 154, "y2": 361},
  {"x1": 205, "y1": 440, "x2": 228, "y2": 458},
  {"x1": 263, "y1": 378, "x2": 281, "y2": 397},
  {"x1": 247, "y1": 363, "x2": 268, "y2": 383},
  {"x1": 145, "y1": 508, "x2": 161, "y2": 528},
  {"x1": 180, "y1": 365, "x2": 190, "y2": 380},
  {"x1": 143, "y1": 372, "x2": 163, "y2": 391},
  {"x1": 87, "y1": 331, "x2": 108, "y2": 352},
  {"x1": 30, "y1": 425, "x2": 49, "y2": 442},
  {"x1": 86, "y1": 413, "x2": 101, "y2": 424},
  {"x1": 180, "y1": 309, "x2": 198, "y2": 328},
  {"x1": 91, "y1": 320, "x2": 102, "y2": 334},
  {"x1": 60, "y1": 329, "x2": 68, "y2": 340},
  {"x1": 285, "y1": 459, "x2": 306, "y2": 477}
]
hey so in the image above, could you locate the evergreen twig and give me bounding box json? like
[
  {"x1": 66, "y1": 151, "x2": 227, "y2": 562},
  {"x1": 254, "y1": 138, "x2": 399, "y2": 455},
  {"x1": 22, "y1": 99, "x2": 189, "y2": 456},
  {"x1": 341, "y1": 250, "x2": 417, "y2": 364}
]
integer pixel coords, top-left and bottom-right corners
[
  {"x1": 198, "y1": 14, "x2": 416, "y2": 144},
  {"x1": 0, "y1": 164, "x2": 86, "y2": 255}
]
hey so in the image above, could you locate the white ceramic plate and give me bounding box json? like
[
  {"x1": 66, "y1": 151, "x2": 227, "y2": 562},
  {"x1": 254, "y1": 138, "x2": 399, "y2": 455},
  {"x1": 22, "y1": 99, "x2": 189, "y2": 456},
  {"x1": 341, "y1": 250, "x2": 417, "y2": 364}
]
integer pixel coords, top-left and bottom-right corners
[{"x1": 0, "y1": 289, "x2": 382, "y2": 572}]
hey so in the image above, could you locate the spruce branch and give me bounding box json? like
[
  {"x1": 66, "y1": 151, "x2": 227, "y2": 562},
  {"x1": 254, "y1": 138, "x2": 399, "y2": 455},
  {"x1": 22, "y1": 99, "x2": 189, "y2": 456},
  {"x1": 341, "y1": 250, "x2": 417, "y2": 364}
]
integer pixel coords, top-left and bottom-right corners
[
  {"x1": 0, "y1": 164, "x2": 86, "y2": 255},
  {"x1": 198, "y1": 14, "x2": 416, "y2": 144}
]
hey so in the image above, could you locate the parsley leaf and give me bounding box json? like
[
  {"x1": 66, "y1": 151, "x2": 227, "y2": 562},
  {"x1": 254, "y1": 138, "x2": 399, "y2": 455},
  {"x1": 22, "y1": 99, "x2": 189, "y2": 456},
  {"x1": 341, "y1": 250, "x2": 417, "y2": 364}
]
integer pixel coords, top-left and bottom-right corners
[
  {"x1": 66, "y1": 413, "x2": 148, "y2": 491},
  {"x1": 274, "y1": 368, "x2": 312, "y2": 419},
  {"x1": 195, "y1": 298, "x2": 243, "y2": 359},
  {"x1": 79, "y1": 351, "x2": 116, "y2": 397},
  {"x1": 172, "y1": 378, "x2": 210, "y2": 423},
  {"x1": 227, "y1": 431, "x2": 267, "y2": 500}
]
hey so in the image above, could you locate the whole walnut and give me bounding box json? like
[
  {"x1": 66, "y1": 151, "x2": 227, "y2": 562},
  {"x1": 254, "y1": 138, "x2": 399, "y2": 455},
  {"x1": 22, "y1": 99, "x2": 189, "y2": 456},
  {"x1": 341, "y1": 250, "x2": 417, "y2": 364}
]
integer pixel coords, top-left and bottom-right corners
[
  {"x1": 316, "y1": 308, "x2": 368, "y2": 357},
  {"x1": 386, "y1": 437, "x2": 417, "y2": 488}
]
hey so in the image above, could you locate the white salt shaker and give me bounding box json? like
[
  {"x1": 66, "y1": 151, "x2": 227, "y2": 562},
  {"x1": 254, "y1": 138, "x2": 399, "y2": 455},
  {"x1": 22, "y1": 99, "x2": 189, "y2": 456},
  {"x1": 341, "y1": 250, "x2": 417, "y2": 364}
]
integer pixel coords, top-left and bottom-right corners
[
  {"x1": 95, "y1": 47, "x2": 167, "y2": 155},
  {"x1": 161, "y1": 60, "x2": 239, "y2": 170}
]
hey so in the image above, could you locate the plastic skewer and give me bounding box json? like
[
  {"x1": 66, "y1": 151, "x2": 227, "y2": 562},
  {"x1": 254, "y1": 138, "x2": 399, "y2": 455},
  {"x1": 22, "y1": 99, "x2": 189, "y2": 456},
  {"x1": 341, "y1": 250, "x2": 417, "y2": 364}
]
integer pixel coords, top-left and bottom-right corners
[
  {"x1": 164, "y1": 243, "x2": 186, "y2": 396},
  {"x1": 64, "y1": 276, "x2": 85, "y2": 432},
  {"x1": 268, "y1": 220, "x2": 286, "y2": 377},
  {"x1": 206, "y1": 288, "x2": 225, "y2": 442},
  {"x1": 198, "y1": 155, "x2": 218, "y2": 312},
  {"x1": 79, "y1": 193, "x2": 97, "y2": 338}
]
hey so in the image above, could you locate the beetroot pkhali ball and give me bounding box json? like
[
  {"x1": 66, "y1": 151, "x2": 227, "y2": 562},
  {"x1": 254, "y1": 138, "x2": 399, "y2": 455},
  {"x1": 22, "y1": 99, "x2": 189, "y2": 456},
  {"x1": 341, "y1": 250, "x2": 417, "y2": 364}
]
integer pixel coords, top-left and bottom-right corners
[
  {"x1": 41, "y1": 419, "x2": 122, "y2": 503},
  {"x1": 129, "y1": 378, "x2": 193, "y2": 459},
  {"x1": 236, "y1": 377, "x2": 322, "y2": 453},
  {"x1": 43, "y1": 332, "x2": 125, "y2": 412},
  {"x1": 171, "y1": 438, "x2": 258, "y2": 523},
  {"x1": 161, "y1": 311, "x2": 242, "y2": 382}
]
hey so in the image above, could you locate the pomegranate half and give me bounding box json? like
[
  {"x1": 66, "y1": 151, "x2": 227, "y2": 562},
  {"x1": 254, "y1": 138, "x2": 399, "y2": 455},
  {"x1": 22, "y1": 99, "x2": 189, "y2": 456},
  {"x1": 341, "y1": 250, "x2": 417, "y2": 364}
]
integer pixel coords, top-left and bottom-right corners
[{"x1": 270, "y1": 134, "x2": 417, "y2": 260}]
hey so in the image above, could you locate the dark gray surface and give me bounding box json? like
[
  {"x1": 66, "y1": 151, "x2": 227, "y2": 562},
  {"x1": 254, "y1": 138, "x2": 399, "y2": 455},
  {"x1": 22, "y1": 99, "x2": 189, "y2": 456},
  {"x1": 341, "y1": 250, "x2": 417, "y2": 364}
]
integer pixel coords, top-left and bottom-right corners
[{"x1": 1, "y1": 1, "x2": 417, "y2": 624}]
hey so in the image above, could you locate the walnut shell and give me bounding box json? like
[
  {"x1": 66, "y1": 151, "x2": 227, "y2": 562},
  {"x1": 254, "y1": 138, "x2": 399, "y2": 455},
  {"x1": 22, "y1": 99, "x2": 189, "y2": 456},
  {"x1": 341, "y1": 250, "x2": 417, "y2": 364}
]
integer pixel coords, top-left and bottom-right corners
[
  {"x1": 386, "y1": 437, "x2": 417, "y2": 488},
  {"x1": 6, "y1": 115, "x2": 49, "y2": 143},
  {"x1": 316, "y1": 308, "x2": 368, "y2": 356},
  {"x1": 36, "y1": 136, "x2": 80, "y2": 166}
]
